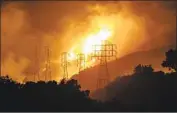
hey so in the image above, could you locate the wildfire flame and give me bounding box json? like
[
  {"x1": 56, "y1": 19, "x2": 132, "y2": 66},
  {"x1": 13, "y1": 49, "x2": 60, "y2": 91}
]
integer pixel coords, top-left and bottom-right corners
[
  {"x1": 66, "y1": 26, "x2": 112, "y2": 70},
  {"x1": 68, "y1": 27, "x2": 112, "y2": 59},
  {"x1": 55, "y1": 5, "x2": 142, "y2": 79},
  {"x1": 83, "y1": 27, "x2": 112, "y2": 55}
]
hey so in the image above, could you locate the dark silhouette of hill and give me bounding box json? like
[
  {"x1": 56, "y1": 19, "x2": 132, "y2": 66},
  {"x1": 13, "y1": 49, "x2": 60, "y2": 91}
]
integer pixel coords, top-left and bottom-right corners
[{"x1": 72, "y1": 47, "x2": 171, "y2": 92}]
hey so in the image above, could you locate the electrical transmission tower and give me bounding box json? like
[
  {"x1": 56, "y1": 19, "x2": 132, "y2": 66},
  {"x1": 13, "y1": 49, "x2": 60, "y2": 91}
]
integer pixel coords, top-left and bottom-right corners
[
  {"x1": 33, "y1": 44, "x2": 40, "y2": 82},
  {"x1": 44, "y1": 46, "x2": 52, "y2": 81},
  {"x1": 77, "y1": 53, "x2": 86, "y2": 73},
  {"x1": 91, "y1": 40, "x2": 117, "y2": 89},
  {"x1": 61, "y1": 52, "x2": 69, "y2": 80},
  {"x1": 76, "y1": 53, "x2": 86, "y2": 82}
]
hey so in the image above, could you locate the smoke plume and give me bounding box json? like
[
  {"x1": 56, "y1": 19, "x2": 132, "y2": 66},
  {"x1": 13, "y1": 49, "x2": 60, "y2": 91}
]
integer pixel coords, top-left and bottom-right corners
[{"x1": 1, "y1": 1, "x2": 176, "y2": 82}]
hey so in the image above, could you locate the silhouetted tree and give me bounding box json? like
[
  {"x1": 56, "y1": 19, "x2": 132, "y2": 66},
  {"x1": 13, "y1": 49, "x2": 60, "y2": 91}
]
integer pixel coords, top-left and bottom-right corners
[
  {"x1": 0, "y1": 76, "x2": 103, "y2": 112},
  {"x1": 134, "y1": 64, "x2": 154, "y2": 75},
  {"x1": 162, "y1": 49, "x2": 177, "y2": 71},
  {"x1": 93, "y1": 55, "x2": 177, "y2": 112}
]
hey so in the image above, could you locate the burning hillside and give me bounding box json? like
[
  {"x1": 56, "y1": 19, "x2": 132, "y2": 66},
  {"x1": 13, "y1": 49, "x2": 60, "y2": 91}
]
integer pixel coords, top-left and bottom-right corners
[{"x1": 1, "y1": 1, "x2": 176, "y2": 82}]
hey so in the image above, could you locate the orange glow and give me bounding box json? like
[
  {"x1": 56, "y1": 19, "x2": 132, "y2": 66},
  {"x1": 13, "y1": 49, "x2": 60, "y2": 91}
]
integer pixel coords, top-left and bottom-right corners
[
  {"x1": 83, "y1": 27, "x2": 112, "y2": 55},
  {"x1": 66, "y1": 26, "x2": 112, "y2": 71},
  {"x1": 62, "y1": 11, "x2": 137, "y2": 77},
  {"x1": 68, "y1": 52, "x2": 77, "y2": 61},
  {"x1": 0, "y1": 1, "x2": 175, "y2": 84},
  {"x1": 46, "y1": 7, "x2": 144, "y2": 81},
  {"x1": 42, "y1": 3, "x2": 147, "y2": 81},
  {"x1": 66, "y1": 25, "x2": 113, "y2": 62}
]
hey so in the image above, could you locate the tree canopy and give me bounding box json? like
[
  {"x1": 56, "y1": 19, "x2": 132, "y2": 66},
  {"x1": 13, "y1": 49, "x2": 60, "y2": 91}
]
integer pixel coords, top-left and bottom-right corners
[{"x1": 162, "y1": 49, "x2": 177, "y2": 71}]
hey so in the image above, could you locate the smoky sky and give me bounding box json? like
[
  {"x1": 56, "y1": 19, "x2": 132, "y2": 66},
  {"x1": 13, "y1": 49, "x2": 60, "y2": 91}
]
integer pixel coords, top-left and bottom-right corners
[{"x1": 1, "y1": 1, "x2": 176, "y2": 82}]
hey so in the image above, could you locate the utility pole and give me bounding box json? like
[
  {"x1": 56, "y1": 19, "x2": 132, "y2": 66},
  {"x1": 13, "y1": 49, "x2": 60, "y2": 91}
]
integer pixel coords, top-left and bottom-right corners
[{"x1": 91, "y1": 40, "x2": 117, "y2": 89}]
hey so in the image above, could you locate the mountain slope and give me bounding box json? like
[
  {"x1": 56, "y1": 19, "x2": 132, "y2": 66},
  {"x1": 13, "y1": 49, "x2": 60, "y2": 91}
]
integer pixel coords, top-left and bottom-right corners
[{"x1": 72, "y1": 47, "x2": 170, "y2": 92}]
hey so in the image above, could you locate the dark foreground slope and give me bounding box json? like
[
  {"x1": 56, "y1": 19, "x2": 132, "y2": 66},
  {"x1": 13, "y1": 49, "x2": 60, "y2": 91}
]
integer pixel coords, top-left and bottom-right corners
[
  {"x1": 0, "y1": 68, "x2": 176, "y2": 111},
  {"x1": 72, "y1": 47, "x2": 169, "y2": 91},
  {"x1": 0, "y1": 77, "x2": 103, "y2": 112},
  {"x1": 92, "y1": 70, "x2": 177, "y2": 111}
]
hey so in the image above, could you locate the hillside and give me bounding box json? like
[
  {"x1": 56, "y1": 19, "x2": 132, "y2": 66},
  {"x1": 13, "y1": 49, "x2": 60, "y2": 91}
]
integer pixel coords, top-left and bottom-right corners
[{"x1": 72, "y1": 47, "x2": 171, "y2": 92}]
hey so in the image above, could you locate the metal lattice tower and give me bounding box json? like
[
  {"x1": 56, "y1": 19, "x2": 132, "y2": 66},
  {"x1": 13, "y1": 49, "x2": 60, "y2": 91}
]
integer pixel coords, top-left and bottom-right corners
[
  {"x1": 77, "y1": 53, "x2": 86, "y2": 73},
  {"x1": 91, "y1": 40, "x2": 117, "y2": 89},
  {"x1": 44, "y1": 46, "x2": 52, "y2": 81},
  {"x1": 61, "y1": 52, "x2": 69, "y2": 80},
  {"x1": 34, "y1": 44, "x2": 40, "y2": 82}
]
